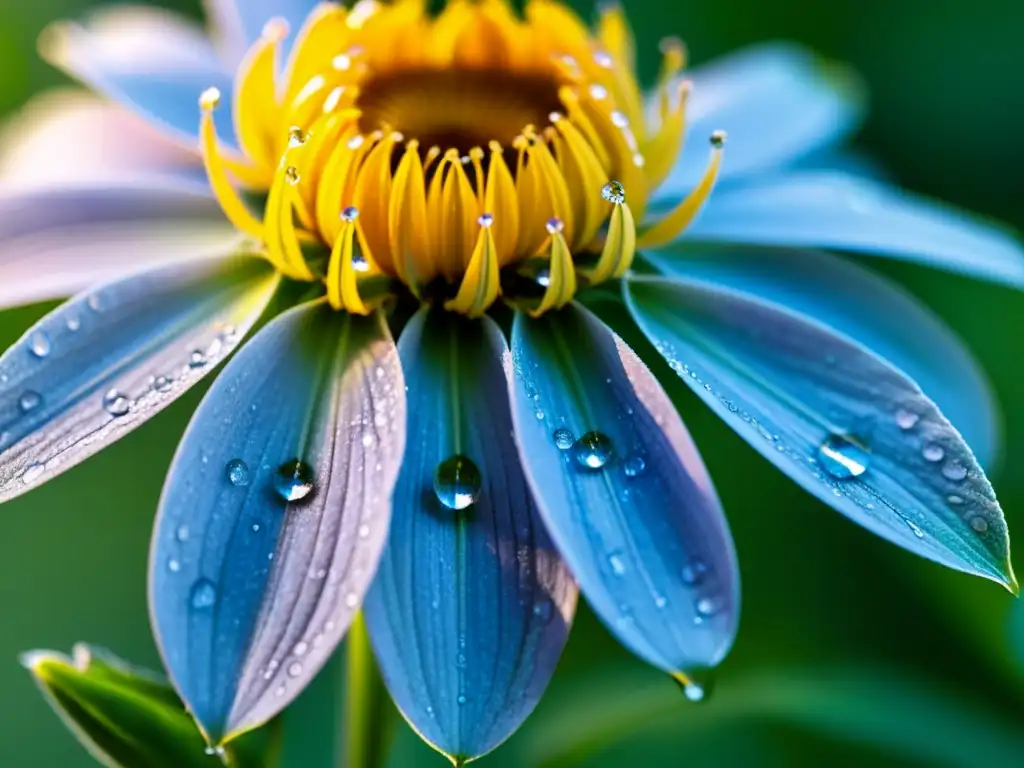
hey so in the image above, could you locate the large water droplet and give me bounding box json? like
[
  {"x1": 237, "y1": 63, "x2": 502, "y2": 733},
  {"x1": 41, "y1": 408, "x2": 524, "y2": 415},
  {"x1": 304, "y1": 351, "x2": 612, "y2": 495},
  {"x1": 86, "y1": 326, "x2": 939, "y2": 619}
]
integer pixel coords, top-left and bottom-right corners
[
  {"x1": 29, "y1": 331, "x2": 51, "y2": 359},
  {"x1": 817, "y1": 435, "x2": 869, "y2": 479},
  {"x1": 274, "y1": 459, "x2": 315, "y2": 502},
  {"x1": 226, "y1": 459, "x2": 250, "y2": 487},
  {"x1": 572, "y1": 431, "x2": 614, "y2": 469},
  {"x1": 553, "y1": 428, "x2": 574, "y2": 450},
  {"x1": 103, "y1": 389, "x2": 130, "y2": 417},
  {"x1": 190, "y1": 579, "x2": 217, "y2": 609},
  {"x1": 433, "y1": 454, "x2": 482, "y2": 511},
  {"x1": 19, "y1": 391, "x2": 42, "y2": 413},
  {"x1": 601, "y1": 180, "x2": 626, "y2": 204}
]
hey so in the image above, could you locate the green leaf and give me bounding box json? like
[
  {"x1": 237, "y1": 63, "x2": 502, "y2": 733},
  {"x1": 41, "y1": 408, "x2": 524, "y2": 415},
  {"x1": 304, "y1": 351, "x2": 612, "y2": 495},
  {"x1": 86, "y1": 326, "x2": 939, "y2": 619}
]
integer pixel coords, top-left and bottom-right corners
[{"x1": 23, "y1": 644, "x2": 273, "y2": 768}]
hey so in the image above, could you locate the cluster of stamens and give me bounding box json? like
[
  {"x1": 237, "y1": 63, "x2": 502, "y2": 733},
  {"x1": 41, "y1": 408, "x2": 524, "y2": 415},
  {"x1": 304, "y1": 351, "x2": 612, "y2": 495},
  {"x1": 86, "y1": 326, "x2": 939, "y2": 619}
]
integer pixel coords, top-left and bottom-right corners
[{"x1": 197, "y1": 0, "x2": 725, "y2": 317}]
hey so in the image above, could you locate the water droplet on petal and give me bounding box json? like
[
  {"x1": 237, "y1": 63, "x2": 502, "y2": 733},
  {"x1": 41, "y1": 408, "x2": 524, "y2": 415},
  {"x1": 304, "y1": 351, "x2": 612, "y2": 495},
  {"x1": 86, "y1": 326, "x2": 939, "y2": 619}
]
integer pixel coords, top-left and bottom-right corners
[
  {"x1": 288, "y1": 126, "x2": 308, "y2": 148},
  {"x1": 695, "y1": 596, "x2": 719, "y2": 619},
  {"x1": 345, "y1": 592, "x2": 359, "y2": 608},
  {"x1": 477, "y1": 212, "x2": 494, "y2": 227},
  {"x1": 284, "y1": 166, "x2": 300, "y2": 185},
  {"x1": 190, "y1": 579, "x2": 217, "y2": 609},
  {"x1": 677, "y1": 668, "x2": 714, "y2": 703},
  {"x1": 189, "y1": 350, "x2": 207, "y2": 368},
  {"x1": 623, "y1": 454, "x2": 646, "y2": 477},
  {"x1": 22, "y1": 463, "x2": 44, "y2": 484},
  {"x1": 29, "y1": 331, "x2": 51, "y2": 359},
  {"x1": 274, "y1": 459, "x2": 315, "y2": 502},
  {"x1": 922, "y1": 444, "x2": 945, "y2": 462},
  {"x1": 457, "y1": 694, "x2": 467, "y2": 705},
  {"x1": 288, "y1": 662, "x2": 303, "y2": 677},
  {"x1": 970, "y1": 516, "x2": 989, "y2": 533},
  {"x1": 176, "y1": 525, "x2": 190, "y2": 542},
  {"x1": 535, "y1": 267, "x2": 551, "y2": 287},
  {"x1": 433, "y1": 455, "x2": 482, "y2": 510},
  {"x1": 294, "y1": 641, "x2": 308, "y2": 656},
  {"x1": 340, "y1": 205, "x2": 359, "y2": 222},
  {"x1": 66, "y1": 316, "x2": 81, "y2": 332},
  {"x1": 545, "y1": 216, "x2": 564, "y2": 234},
  {"x1": 151, "y1": 375, "x2": 173, "y2": 393},
  {"x1": 553, "y1": 428, "x2": 574, "y2": 450},
  {"x1": 817, "y1": 435, "x2": 869, "y2": 479},
  {"x1": 947, "y1": 495, "x2": 964, "y2": 506},
  {"x1": 572, "y1": 431, "x2": 614, "y2": 469},
  {"x1": 226, "y1": 459, "x2": 250, "y2": 487},
  {"x1": 895, "y1": 409, "x2": 920, "y2": 430},
  {"x1": 609, "y1": 552, "x2": 626, "y2": 575},
  {"x1": 602, "y1": 180, "x2": 626, "y2": 204},
  {"x1": 942, "y1": 461, "x2": 968, "y2": 482},
  {"x1": 103, "y1": 389, "x2": 130, "y2": 417},
  {"x1": 588, "y1": 83, "x2": 608, "y2": 100},
  {"x1": 19, "y1": 391, "x2": 42, "y2": 413},
  {"x1": 593, "y1": 49, "x2": 614, "y2": 68},
  {"x1": 168, "y1": 558, "x2": 181, "y2": 573},
  {"x1": 681, "y1": 559, "x2": 708, "y2": 585}
]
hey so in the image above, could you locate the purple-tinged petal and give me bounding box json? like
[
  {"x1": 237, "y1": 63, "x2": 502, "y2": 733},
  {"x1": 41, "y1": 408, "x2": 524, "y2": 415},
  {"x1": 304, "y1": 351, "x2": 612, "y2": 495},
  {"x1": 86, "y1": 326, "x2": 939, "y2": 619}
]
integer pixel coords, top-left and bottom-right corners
[
  {"x1": 364, "y1": 309, "x2": 576, "y2": 763},
  {"x1": 651, "y1": 43, "x2": 864, "y2": 204},
  {"x1": 0, "y1": 180, "x2": 235, "y2": 311},
  {"x1": 0, "y1": 91, "x2": 203, "y2": 188},
  {"x1": 150, "y1": 302, "x2": 405, "y2": 745},
  {"x1": 625, "y1": 275, "x2": 1015, "y2": 589},
  {"x1": 644, "y1": 245, "x2": 999, "y2": 468},
  {"x1": 42, "y1": 7, "x2": 237, "y2": 146},
  {"x1": 682, "y1": 171, "x2": 1024, "y2": 288},
  {"x1": 509, "y1": 304, "x2": 738, "y2": 678},
  {"x1": 0, "y1": 254, "x2": 278, "y2": 504}
]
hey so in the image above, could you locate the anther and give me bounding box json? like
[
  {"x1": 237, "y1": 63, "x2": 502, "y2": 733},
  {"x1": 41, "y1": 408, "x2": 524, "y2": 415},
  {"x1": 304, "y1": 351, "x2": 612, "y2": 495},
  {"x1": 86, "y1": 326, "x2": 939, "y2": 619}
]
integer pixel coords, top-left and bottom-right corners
[{"x1": 199, "y1": 87, "x2": 222, "y2": 111}]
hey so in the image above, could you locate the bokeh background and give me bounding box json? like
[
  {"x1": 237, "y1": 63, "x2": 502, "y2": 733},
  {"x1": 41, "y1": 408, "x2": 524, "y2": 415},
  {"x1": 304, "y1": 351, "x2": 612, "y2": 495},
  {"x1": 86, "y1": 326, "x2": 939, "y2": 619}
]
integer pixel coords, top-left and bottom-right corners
[{"x1": 1, "y1": 0, "x2": 1023, "y2": 765}]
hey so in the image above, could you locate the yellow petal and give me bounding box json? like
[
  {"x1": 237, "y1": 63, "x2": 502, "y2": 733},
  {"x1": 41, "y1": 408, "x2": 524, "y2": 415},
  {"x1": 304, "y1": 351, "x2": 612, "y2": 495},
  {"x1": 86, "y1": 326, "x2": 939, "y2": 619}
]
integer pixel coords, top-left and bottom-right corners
[{"x1": 445, "y1": 221, "x2": 500, "y2": 317}]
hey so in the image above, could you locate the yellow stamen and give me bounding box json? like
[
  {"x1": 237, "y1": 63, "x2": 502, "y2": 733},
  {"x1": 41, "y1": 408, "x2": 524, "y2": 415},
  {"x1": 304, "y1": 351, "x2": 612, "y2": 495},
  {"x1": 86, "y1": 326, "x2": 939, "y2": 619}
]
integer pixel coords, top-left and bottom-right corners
[
  {"x1": 198, "y1": 88, "x2": 265, "y2": 240},
  {"x1": 265, "y1": 161, "x2": 316, "y2": 281},
  {"x1": 389, "y1": 141, "x2": 430, "y2": 289},
  {"x1": 326, "y1": 208, "x2": 380, "y2": 314},
  {"x1": 638, "y1": 132, "x2": 726, "y2": 249},
  {"x1": 643, "y1": 79, "x2": 691, "y2": 191},
  {"x1": 233, "y1": 19, "x2": 288, "y2": 170},
  {"x1": 445, "y1": 217, "x2": 501, "y2": 317},
  {"x1": 531, "y1": 219, "x2": 576, "y2": 317},
  {"x1": 583, "y1": 195, "x2": 636, "y2": 283}
]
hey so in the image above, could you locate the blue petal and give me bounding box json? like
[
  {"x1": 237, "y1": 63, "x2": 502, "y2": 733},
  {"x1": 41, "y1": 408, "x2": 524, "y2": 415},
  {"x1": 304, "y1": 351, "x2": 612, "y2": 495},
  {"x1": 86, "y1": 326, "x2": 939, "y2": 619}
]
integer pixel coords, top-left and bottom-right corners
[
  {"x1": 643, "y1": 246, "x2": 999, "y2": 467},
  {"x1": 682, "y1": 171, "x2": 1024, "y2": 288},
  {"x1": 509, "y1": 305, "x2": 739, "y2": 676},
  {"x1": 0, "y1": 180, "x2": 235, "y2": 310},
  {"x1": 150, "y1": 302, "x2": 406, "y2": 744},
  {"x1": 0, "y1": 255, "x2": 278, "y2": 504},
  {"x1": 44, "y1": 10, "x2": 236, "y2": 146},
  {"x1": 651, "y1": 43, "x2": 864, "y2": 205},
  {"x1": 363, "y1": 309, "x2": 576, "y2": 762},
  {"x1": 205, "y1": 0, "x2": 322, "y2": 55},
  {"x1": 625, "y1": 275, "x2": 1015, "y2": 589}
]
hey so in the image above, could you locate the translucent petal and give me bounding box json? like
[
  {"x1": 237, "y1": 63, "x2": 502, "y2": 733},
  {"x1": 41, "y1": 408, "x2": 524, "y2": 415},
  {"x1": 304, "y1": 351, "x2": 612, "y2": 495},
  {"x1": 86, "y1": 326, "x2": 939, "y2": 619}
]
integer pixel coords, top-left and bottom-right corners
[
  {"x1": 509, "y1": 304, "x2": 739, "y2": 675},
  {"x1": 364, "y1": 309, "x2": 576, "y2": 762},
  {"x1": 150, "y1": 302, "x2": 405, "y2": 744},
  {"x1": 0, "y1": 180, "x2": 237, "y2": 311},
  {"x1": 0, "y1": 255, "x2": 278, "y2": 503},
  {"x1": 625, "y1": 275, "x2": 1015, "y2": 589},
  {"x1": 651, "y1": 43, "x2": 864, "y2": 204},
  {"x1": 644, "y1": 245, "x2": 999, "y2": 467},
  {"x1": 682, "y1": 171, "x2": 1024, "y2": 289}
]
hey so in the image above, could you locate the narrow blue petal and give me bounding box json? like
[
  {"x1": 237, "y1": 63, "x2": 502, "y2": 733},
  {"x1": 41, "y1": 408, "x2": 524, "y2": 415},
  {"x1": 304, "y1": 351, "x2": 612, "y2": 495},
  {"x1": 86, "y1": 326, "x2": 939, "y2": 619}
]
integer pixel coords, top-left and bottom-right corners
[
  {"x1": 0, "y1": 180, "x2": 235, "y2": 310},
  {"x1": 625, "y1": 275, "x2": 1015, "y2": 589},
  {"x1": 364, "y1": 309, "x2": 576, "y2": 763},
  {"x1": 509, "y1": 305, "x2": 739, "y2": 677},
  {"x1": 651, "y1": 43, "x2": 864, "y2": 204},
  {"x1": 682, "y1": 171, "x2": 1024, "y2": 288},
  {"x1": 45, "y1": 11, "x2": 236, "y2": 146},
  {"x1": 644, "y1": 246, "x2": 999, "y2": 467},
  {"x1": 206, "y1": 0, "x2": 322, "y2": 55},
  {"x1": 0, "y1": 255, "x2": 278, "y2": 504},
  {"x1": 150, "y1": 303, "x2": 406, "y2": 744}
]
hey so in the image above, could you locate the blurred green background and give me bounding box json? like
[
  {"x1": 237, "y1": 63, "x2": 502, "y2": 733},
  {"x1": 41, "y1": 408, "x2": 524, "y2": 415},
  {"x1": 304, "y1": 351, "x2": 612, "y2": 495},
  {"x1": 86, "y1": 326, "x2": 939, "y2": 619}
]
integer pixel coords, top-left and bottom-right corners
[{"x1": 2, "y1": 0, "x2": 1024, "y2": 765}]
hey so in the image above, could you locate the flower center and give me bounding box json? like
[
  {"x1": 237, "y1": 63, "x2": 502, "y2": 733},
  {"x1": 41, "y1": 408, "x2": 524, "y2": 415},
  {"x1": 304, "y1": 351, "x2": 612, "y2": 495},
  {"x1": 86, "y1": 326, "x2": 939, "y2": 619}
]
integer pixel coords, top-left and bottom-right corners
[{"x1": 198, "y1": 0, "x2": 723, "y2": 317}]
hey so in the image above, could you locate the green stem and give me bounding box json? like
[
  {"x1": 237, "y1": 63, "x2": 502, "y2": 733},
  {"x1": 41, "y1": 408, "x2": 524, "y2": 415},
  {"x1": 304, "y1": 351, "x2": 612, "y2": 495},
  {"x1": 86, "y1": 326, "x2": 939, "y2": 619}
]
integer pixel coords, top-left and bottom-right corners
[{"x1": 343, "y1": 613, "x2": 392, "y2": 768}]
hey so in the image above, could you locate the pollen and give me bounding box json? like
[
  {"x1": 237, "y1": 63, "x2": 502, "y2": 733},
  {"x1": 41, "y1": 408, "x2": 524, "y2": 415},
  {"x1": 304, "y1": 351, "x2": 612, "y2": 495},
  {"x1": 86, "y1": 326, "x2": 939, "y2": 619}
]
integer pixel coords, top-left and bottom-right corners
[{"x1": 198, "y1": 0, "x2": 724, "y2": 316}]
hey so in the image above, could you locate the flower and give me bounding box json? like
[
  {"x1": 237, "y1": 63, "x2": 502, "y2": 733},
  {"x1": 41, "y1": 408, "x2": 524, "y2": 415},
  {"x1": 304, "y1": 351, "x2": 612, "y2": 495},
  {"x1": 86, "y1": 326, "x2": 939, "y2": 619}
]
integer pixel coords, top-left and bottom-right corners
[{"x1": 1, "y1": 0, "x2": 1021, "y2": 762}]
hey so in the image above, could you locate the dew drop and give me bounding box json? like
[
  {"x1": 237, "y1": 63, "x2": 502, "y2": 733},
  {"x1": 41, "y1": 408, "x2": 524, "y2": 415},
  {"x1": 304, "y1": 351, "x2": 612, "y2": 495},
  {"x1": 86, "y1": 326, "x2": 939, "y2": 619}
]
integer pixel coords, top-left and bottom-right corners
[
  {"x1": 361, "y1": 433, "x2": 374, "y2": 447},
  {"x1": 287, "y1": 662, "x2": 303, "y2": 677},
  {"x1": 535, "y1": 267, "x2": 551, "y2": 287},
  {"x1": 970, "y1": 516, "x2": 989, "y2": 533},
  {"x1": 29, "y1": 331, "x2": 51, "y2": 359},
  {"x1": 477, "y1": 212, "x2": 494, "y2": 227},
  {"x1": 922, "y1": 444, "x2": 945, "y2": 462},
  {"x1": 710, "y1": 129, "x2": 727, "y2": 148},
  {"x1": 252, "y1": 523, "x2": 261, "y2": 532},
  {"x1": 22, "y1": 463, "x2": 44, "y2": 484},
  {"x1": 457, "y1": 694, "x2": 467, "y2": 705},
  {"x1": 340, "y1": 205, "x2": 359, "y2": 222},
  {"x1": 19, "y1": 390, "x2": 42, "y2": 413},
  {"x1": 345, "y1": 592, "x2": 359, "y2": 608},
  {"x1": 677, "y1": 668, "x2": 714, "y2": 703},
  {"x1": 433, "y1": 454, "x2": 482, "y2": 510},
  {"x1": 895, "y1": 409, "x2": 920, "y2": 430},
  {"x1": 681, "y1": 559, "x2": 708, "y2": 585},
  {"x1": 274, "y1": 459, "x2": 315, "y2": 502},
  {"x1": 176, "y1": 525, "x2": 190, "y2": 542},
  {"x1": 941, "y1": 461, "x2": 968, "y2": 482},
  {"x1": 572, "y1": 431, "x2": 614, "y2": 470},
  {"x1": 545, "y1": 216, "x2": 564, "y2": 234},
  {"x1": 190, "y1": 579, "x2": 217, "y2": 609},
  {"x1": 947, "y1": 495, "x2": 964, "y2": 506},
  {"x1": 226, "y1": 459, "x2": 250, "y2": 487},
  {"x1": 609, "y1": 552, "x2": 626, "y2": 576},
  {"x1": 623, "y1": 454, "x2": 646, "y2": 477},
  {"x1": 168, "y1": 558, "x2": 181, "y2": 573},
  {"x1": 610, "y1": 110, "x2": 630, "y2": 128},
  {"x1": 695, "y1": 596, "x2": 719, "y2": 619},
  {"x1": 66, "y1": 316, "x2": 81, "y2": 332},
  {"x1": 593, "y1": 49, "x2": 614, "y2": 68},
  {"x1": 601, "y1": 180, "x2": 626, "y2": 204},
  {"x1": 103, "y1": 389, "x2": 130, "y2": 417},
  {"x1": 588, "y1": 83, "x2": 608, "y2": 100},
  {"x1": 294, "y1": 641, "x2": 309, "y2": 656},
  {"x1": 189, "y1": 350, "x2": 207, "y2": 368},
  {"x1": 553, "y1": 428, "x2": 575, "y2": 450},
  {"x1": 817, "y1": 434, "x2": 869, "y2": 479},
  {"x1": 288, "y1": 126, "x2": 308, "y2": 148},
  {"x1": 284, "y1": 166, "x2": 301, "y2": 185},
  {"x1": 358, "y1": 524, "x2": 370, "y2": 538},
  {"x1": 151, "y1": 375, "x2": 173, "y2": 393}
]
